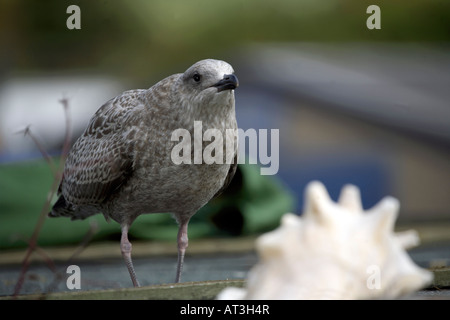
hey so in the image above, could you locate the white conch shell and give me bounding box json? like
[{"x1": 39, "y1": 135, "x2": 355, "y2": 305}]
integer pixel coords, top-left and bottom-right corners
[{"x1": 218, "y1": 181, "x2": 433, "y2": 300}]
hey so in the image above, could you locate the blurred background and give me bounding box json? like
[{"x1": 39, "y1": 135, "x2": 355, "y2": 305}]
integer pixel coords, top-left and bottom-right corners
[{"x1": 0, "y1": 0, "x2": 449, "y2": 253}]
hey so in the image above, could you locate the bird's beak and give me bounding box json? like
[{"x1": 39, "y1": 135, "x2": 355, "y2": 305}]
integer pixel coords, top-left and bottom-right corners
[{"x1": 212, "y1": 74, "x2": 239, "y2": 92}]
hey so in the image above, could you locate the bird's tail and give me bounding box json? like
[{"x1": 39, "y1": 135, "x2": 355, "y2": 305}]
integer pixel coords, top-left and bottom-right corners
[
  {"x1": 48, "y1": 195, "x2": 71, "y2": 217},
  {"x1": 49, "y1": 195, "x2": 99, "y2": 220}
]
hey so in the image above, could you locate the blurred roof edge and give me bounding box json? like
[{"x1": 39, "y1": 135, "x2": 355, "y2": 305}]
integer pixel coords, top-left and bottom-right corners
[{"x1": 236, "y1": 42, "x2": 450, "y2": 148}]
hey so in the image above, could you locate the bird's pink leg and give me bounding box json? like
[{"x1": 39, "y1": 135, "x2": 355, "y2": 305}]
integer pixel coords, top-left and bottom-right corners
[
  {"x1": 175, "y1": 218, "x2": 190, "y2": 283},
  {"x1": 120, "y1": 225, "x2": 140, "y2": 287}
]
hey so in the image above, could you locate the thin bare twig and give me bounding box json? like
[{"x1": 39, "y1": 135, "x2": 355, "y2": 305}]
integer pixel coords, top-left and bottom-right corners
[
  {"x1": 67, "y1": 220, "x2": 99, "y2": 262},
  {"x1": 16, "y1": 126, "x2": 57, "y2": 177},
  {"x1": 13, "y1": 98, "x2": 73, "y2": 297}
]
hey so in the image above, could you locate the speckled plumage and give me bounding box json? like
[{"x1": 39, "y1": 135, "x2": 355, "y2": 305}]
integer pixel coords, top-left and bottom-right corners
[{"x1": 49, "y1": 59, "x2": 239, "y2": 286}]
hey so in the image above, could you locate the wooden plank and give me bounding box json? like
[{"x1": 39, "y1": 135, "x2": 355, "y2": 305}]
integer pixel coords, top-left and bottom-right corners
[
  {"x1": 4, "y1": 279, "x2": 245, "y2": 300},
  {"x1": 431, "y1": 267, "x2": 450, "y2": 288}
]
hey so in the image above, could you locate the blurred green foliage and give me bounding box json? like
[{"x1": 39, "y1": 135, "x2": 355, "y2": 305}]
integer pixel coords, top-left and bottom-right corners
[{"x1": 1, "y1": 0, "x2": 449, "y2": 83}]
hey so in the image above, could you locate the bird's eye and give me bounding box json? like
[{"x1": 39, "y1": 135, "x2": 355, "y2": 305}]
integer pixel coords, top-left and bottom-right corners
[{"x1": 193, "y1": 73, "x2": 201, "y2": 82}]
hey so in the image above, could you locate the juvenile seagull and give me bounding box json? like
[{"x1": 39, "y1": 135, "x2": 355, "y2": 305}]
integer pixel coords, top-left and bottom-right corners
[{"x1": 49, "y1": 59, "x2": 239, "y2": 287}]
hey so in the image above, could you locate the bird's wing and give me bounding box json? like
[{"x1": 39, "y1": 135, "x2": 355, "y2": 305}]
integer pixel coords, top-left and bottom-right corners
[
  {"x1": 213, "y1": 152, "x2": 238, "y2": 199},
  {"x1": 60, "y1": 91, "x2": 144, "y2": 205}
]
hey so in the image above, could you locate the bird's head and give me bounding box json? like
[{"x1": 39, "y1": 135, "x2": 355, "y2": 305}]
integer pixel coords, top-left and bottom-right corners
[{"x1": 177, "y1": 59, "x2": 239, "y2": 108}]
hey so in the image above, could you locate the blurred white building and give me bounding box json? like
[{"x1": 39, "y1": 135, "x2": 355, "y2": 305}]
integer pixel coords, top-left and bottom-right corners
[{"x1": 0, "y1": 76, "x2": 123, "y2": 158}]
